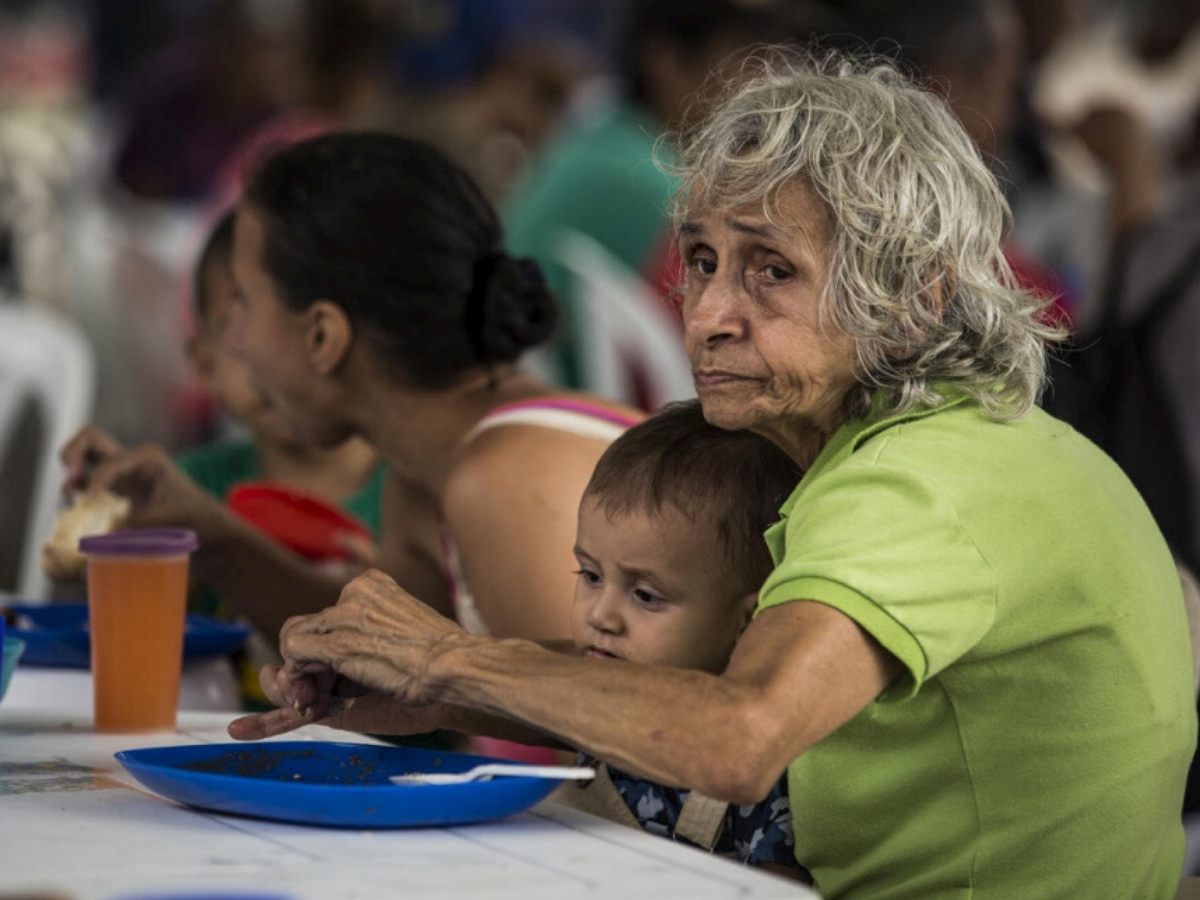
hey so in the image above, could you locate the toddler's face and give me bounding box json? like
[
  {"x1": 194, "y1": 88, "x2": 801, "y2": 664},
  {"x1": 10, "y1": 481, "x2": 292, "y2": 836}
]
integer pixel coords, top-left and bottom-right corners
[
  {"x1": 194, "y1": 248, "x2": 297, "y2": 446},
  {"x1": 570, "y1": 496, "x2": 756, "y2": 674},
  {"x1": 228, "y1": 205, "x2": 350, "y2": 451}
]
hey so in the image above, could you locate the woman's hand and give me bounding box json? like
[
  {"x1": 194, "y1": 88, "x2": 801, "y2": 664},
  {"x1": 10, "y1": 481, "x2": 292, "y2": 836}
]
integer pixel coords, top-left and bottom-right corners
[
  {"x1": 228, "y1": 568, "x2": 469, "y2": 738},
  {"x1": 59, "y1": 425, "x2": 226, "y2": 535}
]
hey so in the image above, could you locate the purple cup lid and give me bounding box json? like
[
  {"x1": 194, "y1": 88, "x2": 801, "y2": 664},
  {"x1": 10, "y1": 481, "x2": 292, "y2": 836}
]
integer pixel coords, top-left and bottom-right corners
[{"x1": 79, "y1": 528, "x2": 199, "y2": 557}]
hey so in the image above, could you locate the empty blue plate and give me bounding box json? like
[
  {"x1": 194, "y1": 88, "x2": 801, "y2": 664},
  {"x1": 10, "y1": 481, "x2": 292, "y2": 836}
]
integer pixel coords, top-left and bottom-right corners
[
  {"x1": 114, "y1": 741, "x2": 563, "y2": 828},
  {"x1": 7, "y1": 604, "x2": 252, "y2": 668}
]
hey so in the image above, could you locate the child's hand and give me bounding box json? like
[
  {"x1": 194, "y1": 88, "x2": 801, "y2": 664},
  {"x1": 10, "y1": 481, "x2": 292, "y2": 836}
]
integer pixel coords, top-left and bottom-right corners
[
  {"x1": 59, "y1": 425, "x2": 124, "y2": 496},
  {"x1": 59, "y1": 425, "x2": 225, "y2": 538}
]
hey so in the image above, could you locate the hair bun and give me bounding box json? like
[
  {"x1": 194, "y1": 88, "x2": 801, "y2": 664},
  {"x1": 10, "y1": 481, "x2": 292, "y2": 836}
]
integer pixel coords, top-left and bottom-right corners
[{"x1": 466, "y1": 253, "x2": 559, "y2": 364}]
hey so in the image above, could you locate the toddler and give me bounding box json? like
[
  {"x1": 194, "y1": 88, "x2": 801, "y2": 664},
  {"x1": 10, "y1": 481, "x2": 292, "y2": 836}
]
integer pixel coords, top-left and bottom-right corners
[{"x1": 560, "y1": 399, "x2": 807, "y2": 880}]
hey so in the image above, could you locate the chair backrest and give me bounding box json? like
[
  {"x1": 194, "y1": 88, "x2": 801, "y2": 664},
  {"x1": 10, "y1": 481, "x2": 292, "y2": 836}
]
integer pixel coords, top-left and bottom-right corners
[
  {"x1": 556, "y1": 230, "x2": 694, "y2": 410},
  {"x1": 0, "y1": 302, "x2": 95, "y2": 599}
]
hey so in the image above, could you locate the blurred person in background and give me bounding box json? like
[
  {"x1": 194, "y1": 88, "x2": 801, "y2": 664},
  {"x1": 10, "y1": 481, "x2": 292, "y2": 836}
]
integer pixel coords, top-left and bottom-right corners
[
  {"x1": 115, "y1": 0, "x2": 402, "y2": 451},
  {"x1": 179, "y1": 208, "x2": 386, "y2": 709},
  {"x1": 207, "y1": 0, "x2": 600, "y2": 211},
  {"x1": 107, "y1": 0, "x2": 297, "y2": 203},
  {"x1": 206, "y1": 0, "x2": 401, "y2": 210},
  {"x1": 60, "y1": 130, "x2": 644, "y2": 686},
  {"x1": 177, "y1": 213, "x2": 381, "y2": 607},
  {"x1": 1007, "y1": 0, "x2": 1179, "y2": 321},
  {"x1": 837, "y1": 0, "x2": 1081, "y2": 330},
  {"x1": 99, "y1": 0, "x2": 604, "y2": 209},
  {"x1": 73, "y1": 0, "x2": 605, "y2": 462},
  {"x1": 0, "y1": 0, "x2": 91, "y2": 311},
  {"x1": 181, "y1": 211, "x2": 384, "y2": 570},
  {"x1": 384, "y1": 0, "x2": 603, "y2": 207}
]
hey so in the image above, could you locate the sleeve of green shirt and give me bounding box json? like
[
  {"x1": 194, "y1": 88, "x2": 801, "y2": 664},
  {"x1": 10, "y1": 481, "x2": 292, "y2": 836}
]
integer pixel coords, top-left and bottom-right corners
[{"x1": 758, "y1": 461, "x2": 998, "y2": 700}]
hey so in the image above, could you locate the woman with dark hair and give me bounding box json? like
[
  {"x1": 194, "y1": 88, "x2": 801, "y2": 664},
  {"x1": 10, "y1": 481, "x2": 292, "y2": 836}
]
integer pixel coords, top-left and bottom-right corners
[{"x1": 61, "y1": 132, "x2": 643, "y2": 661}]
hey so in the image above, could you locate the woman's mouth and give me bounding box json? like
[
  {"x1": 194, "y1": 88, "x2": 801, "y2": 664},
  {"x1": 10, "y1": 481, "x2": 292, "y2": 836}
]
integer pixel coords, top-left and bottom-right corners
[
  {"x1": 693, "y1": 368, "x2": 747, "y2": 387},
  {"x1": 587, "y1": 647, "x2": 621, "y2": 660}
]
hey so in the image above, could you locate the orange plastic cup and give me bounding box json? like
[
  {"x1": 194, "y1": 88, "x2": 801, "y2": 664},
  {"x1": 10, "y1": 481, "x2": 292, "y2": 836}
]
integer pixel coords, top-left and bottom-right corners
[{"x1": 80, "y1": 528, "x2": 199, "y2": 733}]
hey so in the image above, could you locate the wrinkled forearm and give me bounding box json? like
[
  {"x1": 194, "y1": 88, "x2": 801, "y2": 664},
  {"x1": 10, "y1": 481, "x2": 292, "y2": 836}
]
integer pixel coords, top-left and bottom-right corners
[
  {"x1": 427, "y1": 636, "x2": 780, "y2": 803},
  {"x1": 431, "y1": 640, "x2": 582, "y2": 749}
]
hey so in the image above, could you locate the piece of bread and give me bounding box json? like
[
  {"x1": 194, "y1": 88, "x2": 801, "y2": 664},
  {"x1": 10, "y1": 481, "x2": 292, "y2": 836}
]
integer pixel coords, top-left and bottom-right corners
[{"x1": 41, "y1": 490, "x2": 132, "y2": 581}]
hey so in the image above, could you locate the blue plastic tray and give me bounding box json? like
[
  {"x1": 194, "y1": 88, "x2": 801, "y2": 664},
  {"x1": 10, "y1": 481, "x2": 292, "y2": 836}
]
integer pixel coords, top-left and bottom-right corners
[
  {"x1": 7, "y1": 603, "x2": 251, "y2": 668},
  {"x1": 115, "y1": 741, "x2": 562, "y2": 828}
]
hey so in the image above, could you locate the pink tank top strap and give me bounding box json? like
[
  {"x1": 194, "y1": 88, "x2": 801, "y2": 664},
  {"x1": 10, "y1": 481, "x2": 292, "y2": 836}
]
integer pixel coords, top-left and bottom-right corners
[{"x1": 482, "y1": 398, "x2": 643, "y2": 430}]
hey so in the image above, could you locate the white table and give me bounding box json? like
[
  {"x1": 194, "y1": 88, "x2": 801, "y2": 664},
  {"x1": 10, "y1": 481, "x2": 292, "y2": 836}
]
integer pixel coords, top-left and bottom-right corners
[
  {"x1": 0, "y1": 707, "x2": 819, "y2": 899},
  {"x1": 3, "y1": 656, "x2": 244, "y2": 714}
]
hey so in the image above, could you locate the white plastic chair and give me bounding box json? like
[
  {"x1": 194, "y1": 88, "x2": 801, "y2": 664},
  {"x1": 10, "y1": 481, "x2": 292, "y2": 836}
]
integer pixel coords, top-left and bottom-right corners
[
  {"x1": 555, "y1": 230, "x2": 695, "y2": 410},
  {"x1": 0, "y1": 302, "x2": 95, "y2": 599}
]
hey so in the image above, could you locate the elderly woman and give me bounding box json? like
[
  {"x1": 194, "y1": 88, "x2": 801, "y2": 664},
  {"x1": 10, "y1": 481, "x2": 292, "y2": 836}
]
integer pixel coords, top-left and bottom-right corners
[{"x1": 230, "y1": 54, "x2": 1195, "y2": 897}]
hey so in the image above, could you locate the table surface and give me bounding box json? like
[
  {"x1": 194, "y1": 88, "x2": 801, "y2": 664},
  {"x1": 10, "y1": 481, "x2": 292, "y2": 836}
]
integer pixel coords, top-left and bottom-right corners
[
  {"x1": 3, "y1": 655, "x2": 244, "y2": 714},
  {"x1": 0, "y1": 705, "x2": 819, "y2": 900}
]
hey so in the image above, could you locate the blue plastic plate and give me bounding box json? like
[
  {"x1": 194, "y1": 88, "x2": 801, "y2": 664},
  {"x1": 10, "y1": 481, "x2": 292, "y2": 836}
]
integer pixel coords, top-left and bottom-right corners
[
  {"x1": 7, "y1": 604, "x2": 251, "y2": 668},
  {"x1": 114, "y1": 741, "x2": 562, "y2": 828}
]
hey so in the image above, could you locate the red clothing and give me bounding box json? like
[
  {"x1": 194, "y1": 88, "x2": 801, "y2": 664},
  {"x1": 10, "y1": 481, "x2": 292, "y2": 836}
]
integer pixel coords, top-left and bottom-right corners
[
  {"x1": 643, "y1": 232, "x2": 686, "y2": 327},
  {"x1": 1005, "y1": 240, "x2": 1076, "y2": 330}
]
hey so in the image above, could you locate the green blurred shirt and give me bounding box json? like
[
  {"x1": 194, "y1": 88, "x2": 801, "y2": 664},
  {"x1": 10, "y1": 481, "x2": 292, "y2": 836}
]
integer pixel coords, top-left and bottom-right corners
[{"x1": 176, "y1": 440, "x2": 385, "y2": 619}]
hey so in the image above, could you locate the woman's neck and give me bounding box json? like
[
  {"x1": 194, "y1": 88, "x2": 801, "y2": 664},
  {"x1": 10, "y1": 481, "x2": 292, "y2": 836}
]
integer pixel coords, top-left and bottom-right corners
[{"x1": 365, "y1": 366, "x2": 557, "y2": 493}]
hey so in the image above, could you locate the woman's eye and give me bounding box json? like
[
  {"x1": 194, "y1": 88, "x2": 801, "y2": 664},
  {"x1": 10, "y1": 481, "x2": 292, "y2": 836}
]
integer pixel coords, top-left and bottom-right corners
[
  {"x1": 763, "y1": 264, "x2": 791, "y2": 282},
  {"x1": 683, "y1": 246, "x2": 717, "y2": 277}
]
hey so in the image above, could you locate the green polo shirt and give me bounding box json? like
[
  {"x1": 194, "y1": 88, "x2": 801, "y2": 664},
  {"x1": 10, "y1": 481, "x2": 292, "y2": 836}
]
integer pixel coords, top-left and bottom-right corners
[{"x1": 759, "y1": 394, "x2": 1195, "y2": 898}]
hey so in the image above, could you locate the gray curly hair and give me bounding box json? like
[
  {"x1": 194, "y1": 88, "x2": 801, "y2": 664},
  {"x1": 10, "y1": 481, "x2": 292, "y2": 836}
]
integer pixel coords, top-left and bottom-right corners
[{"x1": 667, "y1": 50, "x2": 1065, "y2": 421}]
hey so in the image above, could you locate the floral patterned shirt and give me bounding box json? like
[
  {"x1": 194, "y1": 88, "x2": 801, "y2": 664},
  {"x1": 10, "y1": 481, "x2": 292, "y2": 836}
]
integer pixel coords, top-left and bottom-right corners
[{"x1": 606, "y1": 761, "x2": 805, "y2": 876}]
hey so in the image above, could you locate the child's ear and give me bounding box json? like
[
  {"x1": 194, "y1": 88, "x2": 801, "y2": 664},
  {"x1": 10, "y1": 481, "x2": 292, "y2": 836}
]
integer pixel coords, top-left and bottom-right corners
[
  {"x1": 186, "y1": 333, "x2": 216, "y2": 383},
  {"x1": 305, "y1": 300, "x2": 352, "y2": 375}
]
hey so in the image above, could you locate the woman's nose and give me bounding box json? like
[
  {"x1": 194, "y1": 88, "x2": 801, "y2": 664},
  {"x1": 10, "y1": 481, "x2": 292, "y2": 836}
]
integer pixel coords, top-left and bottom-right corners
[{"x1": 683, "y1": 280, "x2": 743, "y2": 349}]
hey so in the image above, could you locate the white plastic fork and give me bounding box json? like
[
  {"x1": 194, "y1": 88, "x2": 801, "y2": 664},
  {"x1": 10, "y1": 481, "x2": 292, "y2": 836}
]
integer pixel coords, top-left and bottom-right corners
[{"x1": 390, "y1": 763, "x2": 596, "y2": 786}]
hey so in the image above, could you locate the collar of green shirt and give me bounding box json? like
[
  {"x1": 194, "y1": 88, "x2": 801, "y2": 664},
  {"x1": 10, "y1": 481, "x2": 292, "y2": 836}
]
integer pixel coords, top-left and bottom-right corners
[{"x1": 776, "y1": 385, "x2": 971, "y2": 520}]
